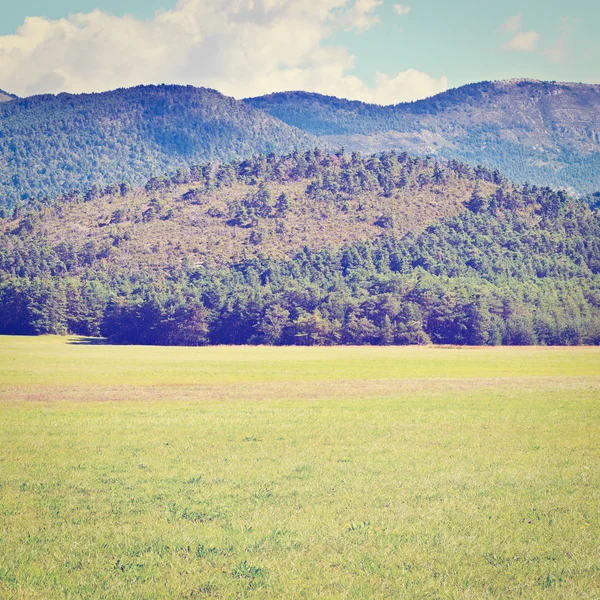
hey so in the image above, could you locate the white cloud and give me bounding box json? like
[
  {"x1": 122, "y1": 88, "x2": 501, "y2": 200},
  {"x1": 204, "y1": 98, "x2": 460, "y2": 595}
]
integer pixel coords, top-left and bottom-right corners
[
  {"x1": 343, "y1": 0, "x2": 383, "y2": 31},
  {"x1": 500, "y1": 14, "x2": 521, "y2": 34},
  {"x1": 543, "y1": 17, "x2": 574, "y2": 64},
  {"x1": 499, "y1": 14, "x2": 543, "y2": 54},
  {"x1": 393, "y1": 4, "x2": 411, "y2": 16},
  {"x1": 503, "y1": 31, "x2": 540, "y2": 51},
  {"x1": 366, "y1": 70, "x2": 447, "y2": 104},
  {"x1": 0, "y1": 0, "x2": 446, "y2": 104}
]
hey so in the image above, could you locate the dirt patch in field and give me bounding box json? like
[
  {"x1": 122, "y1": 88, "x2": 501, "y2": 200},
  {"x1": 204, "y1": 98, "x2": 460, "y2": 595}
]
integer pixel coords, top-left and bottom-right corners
[{"x1": 2, "y1": 376, "x2": 599, "y2": 404}]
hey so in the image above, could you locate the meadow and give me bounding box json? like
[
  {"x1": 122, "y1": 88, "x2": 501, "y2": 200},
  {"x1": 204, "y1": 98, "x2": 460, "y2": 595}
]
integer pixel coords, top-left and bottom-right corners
[{"x1": 0, "y1": 336, "x2": 599, "y2": 599}]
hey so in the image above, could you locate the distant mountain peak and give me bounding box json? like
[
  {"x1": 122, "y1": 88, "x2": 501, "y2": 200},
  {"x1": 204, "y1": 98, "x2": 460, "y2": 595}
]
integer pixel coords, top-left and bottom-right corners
[
  {"x1": 495, "y1": 78, "x2": 600, "y2": 90},
  {"x1": 33, "y1": 83, "x2": 234, "y2": 105},
  {"x1": 500, "y1": 78, "x2": 543, "y2": 85}
]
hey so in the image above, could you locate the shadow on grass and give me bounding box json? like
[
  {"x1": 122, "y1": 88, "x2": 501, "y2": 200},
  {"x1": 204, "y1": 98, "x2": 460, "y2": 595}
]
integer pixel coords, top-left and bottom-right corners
[{"x1": 67, "y1": 336, "x2": 108, "y2": 345}]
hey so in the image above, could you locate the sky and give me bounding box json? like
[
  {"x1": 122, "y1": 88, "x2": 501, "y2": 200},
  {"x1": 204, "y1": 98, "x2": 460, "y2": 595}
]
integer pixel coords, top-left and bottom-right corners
[{"x1": 0, "y1": 0, "x2": 598, "y2": 104}]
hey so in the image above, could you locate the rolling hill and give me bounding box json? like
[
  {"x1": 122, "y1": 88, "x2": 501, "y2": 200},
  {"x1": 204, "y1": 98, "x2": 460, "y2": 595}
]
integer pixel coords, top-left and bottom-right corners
[
  {"x1": 1, "y1": 150, "x2": 598, "y2": 346},
  {"x1": 245, "y1": 79, "x2": 600, "y2": 195},
  {"x1": 1, "y1": 151, "x2": 494, "y2": 267},
  {"x1": 0, "y1": 85, "x2": 316, "y2": 206}
]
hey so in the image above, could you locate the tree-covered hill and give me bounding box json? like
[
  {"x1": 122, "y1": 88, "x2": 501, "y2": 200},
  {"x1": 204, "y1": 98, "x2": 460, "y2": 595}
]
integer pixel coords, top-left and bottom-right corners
[
  {"x1": 245, "y1": 80, "x2": 600, "y2": 195},
  {"x1": 0, "y1": 85, "x2": 316, "y2": 206},
  {"x1": 1, "y1": 150, "x2": 598, "y2": 346},
  {"x1": 1, "y1": 150, "x2": 496, "y2": 267}
]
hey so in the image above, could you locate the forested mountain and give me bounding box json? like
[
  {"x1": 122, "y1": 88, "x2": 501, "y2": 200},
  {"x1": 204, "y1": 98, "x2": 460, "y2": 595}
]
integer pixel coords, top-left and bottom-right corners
[
  {"x1": 245, "y1": 79, "x2": 600, "y2": 195},
  {"x1": 0, "y1": 79, "x2": 598, "y2": 208},
  {"x1": 1, "y1": 150, "x2": 599, "y2": 346},
  {"x1": 0, "y1": 85, "x2": 315, "y2": 206}
]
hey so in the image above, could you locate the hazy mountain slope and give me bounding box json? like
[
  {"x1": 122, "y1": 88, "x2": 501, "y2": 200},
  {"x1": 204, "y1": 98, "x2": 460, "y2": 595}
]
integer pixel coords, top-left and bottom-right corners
[
  {"x1": 245, "y1": 80, "x2": 600, "y2": 194},
  {"x1": 0, "y1": 85, "x2": 316, "y2": 206},
  {"x1": 0, "y1": 89, "x2": 16, "y2": 102}
]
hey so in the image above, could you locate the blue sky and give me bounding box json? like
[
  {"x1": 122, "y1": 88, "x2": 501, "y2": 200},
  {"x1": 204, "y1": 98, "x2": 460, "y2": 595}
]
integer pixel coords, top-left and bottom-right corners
[
  {"x1": 1, "y1": 0, "x2": 598, "y2": 102},
  {"x1": 332, "y1": 0, "x2": 600, "y2": 86},
  {"x1": 2, "y1": 1, "x2": 168, "y2": 32}
]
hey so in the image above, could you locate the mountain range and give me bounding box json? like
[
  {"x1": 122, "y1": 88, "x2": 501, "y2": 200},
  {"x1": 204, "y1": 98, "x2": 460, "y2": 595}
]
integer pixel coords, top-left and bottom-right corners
[
  {"x1": 245, "y1": 79, "x2": 600, "y2": 195},
  {"x1": 0, "y1": 79, "x2": 599, "y2": 208}
]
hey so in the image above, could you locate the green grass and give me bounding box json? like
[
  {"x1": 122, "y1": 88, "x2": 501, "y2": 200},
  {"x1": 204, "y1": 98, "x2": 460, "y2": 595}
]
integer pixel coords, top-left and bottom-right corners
[{"x1": 0, "y1": 336, "x2": 599, "y2": 599}]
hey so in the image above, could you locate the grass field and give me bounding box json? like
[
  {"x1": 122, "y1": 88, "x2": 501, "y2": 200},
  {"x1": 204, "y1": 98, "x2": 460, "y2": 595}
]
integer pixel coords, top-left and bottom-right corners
[{"x1": 0, "y1": 336, "x2": 599, "y2": 599}]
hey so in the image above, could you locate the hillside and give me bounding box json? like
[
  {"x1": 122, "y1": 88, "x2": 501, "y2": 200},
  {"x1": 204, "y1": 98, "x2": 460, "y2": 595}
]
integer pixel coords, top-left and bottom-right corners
[
  {"x1": 245, "y1": 80, "x2": 600, "y2": 195},
  {"x1": 0, "y1": 85, "x2": 316, "y2": 206},
  {"x1": 1, "y1": 150, "x2": 599, "y2": 346},
  {"x1": 0, "y1": 89, "x2": 16, "y2": 103},
  {"x1": 1, "y1": 150, "x2": 494, "y2": 268}
]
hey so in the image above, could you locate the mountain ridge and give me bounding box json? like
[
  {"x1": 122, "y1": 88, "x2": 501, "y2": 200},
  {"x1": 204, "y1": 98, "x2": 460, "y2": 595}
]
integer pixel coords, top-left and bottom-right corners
[
  {"x1": 0, "y1": 88, "x2": 16, "y2": 102},
  {"x1": 246, "y1": 78, "x2": 598, "y2": 109},
  {"x1": 245, "y1": 79, "x2": 600, "y2": 194},
  {"x1": 0, "y1": 84, "x2": 316, "y2": 206}
]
